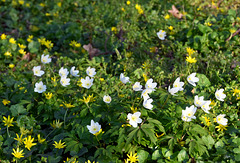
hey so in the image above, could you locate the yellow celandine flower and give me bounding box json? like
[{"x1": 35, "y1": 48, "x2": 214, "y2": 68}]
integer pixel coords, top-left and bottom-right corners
[
  {"x1": 186, "y1": 47, "x2": 195, "y2": 56},
  {"x1": 142, "y1": 61, "x2": 150, "y2": 69},
  {"x1": 19, "y1": 87, "x2": 25, "y2": 91},
  {"x1": 2, "y1": 115, "x2": 14, "y2": 127},
  {"x1": 60, "y1": 102, "x2": 75, "y2": 108},
  {"x1": 53, "y1": 140, "x2": 66, "y2": 149},
  {"x1": 37, "y1": 134, "x2": 46, "y2": 143},
  {"x1": 64, "y1": 157, "x2": 79, "y2": 163},
  {"x1": 121, "y1": 7, "x2": 125, "y2": 12},
  {"x1": 122, "y1": 124, "x2": 132, "y2": 127},
  {"x1": 85, "y1": 160, "x2": 98, "y2": 163},
  {"x1": 9, "y1": 64, "x2": 15, "y2": 69},
  {"x1": 168, "y1": 26, "x2": 173, "y2": 30},
  {"x1": 155, "y1": 133, "x2": 165, "y2": 138},
  {"x1": 230, "y1": 29, "x2": 236, "y2": 34},
  {"x1": 126, "y1": 1, "x2": 130, "y2": 5},
  {"x1": 149, "y1": 47, "x2": 156, "y2": 53},
  {"x1": 232, "y1": 88, "x2": 240, "y2": 96},
  {"x1": 164, "y1": 14, "x2": 170, "y2": 19},
  {"x1": 100, "y1": 78, "x2": 104, "y2": 81},
  {"x1": 130, "y1": 107, "x2": 138, "y2": 113},
  {"x1": 19, "y1": 49, "x2": 26, "y2": 55},
  {"x1": 9, "y1": 38, "x2": 16, "y2": 44},
  {"x1": 143, "y1": 73, "x2": 148, "y2": 82},
  {"x1": 2, "y1": 99, "x2": 10, "y2": 105},
  {"x1": 44, "y1": 92, "x2": 53, "y2": 100},
  {"x1": 50, "y1": 120, "x2": 63, "y2": 129},
  {"x1": 12, "y1": 148, "x2": 24, "y2": 159},
  {"x1": 23, "y1": 135, "x2": 37, "y2": 150},
  {"x1": 94, "y1": 128, "x2": 104, "y2": 136},
  {"x1": 186, "y1": 56, "x2": 197, "y2": 63},
  {"x1": 39, "y1": 3, "x2": 45, "y2": 7},
  {"x1": 44, "y1": 40, "x2": 54, "y2": 49},
  {"x1": 79, "y1": 94, "x2": 95, "y2": 104},
  {"x1": 27, "y1": 35, "x2": 33, "y2": 42},
  {"x1": 18, "y1": 43, "x2": 26, "y2": 49},
  {"x1": 18, "y1": 0, "x2": 24, "y2": 5},
  {"x1": 14, "y1": 133, "x2": 24, "y2": 144},
  {"x1": 216, "y1": 124, "x2": 228, "y2": 131},
  {"x1": 127, "y1": 152, "x2": 139, "y2": 163},
  {"x1": 51, "y1": 77, "x2": 58, "y2": 87},
  {"x1": 69, "y1": 40, "x2": 81, "y2": 48},
  {"x1": 111, "y1": 27, "x2": 117, "y2": 34},
  {"x1": 1, "y1": 33, "x2": 7, "y2": 39},
  {"x1": 57, "y1": 2, "x2": 62, "y2": 7},
  {"x1": 25, "y1": 2, "x2": 30, "y2": 7},
  {"x1": 4, "y1": 51, "x2": 12, "y2": 57},
  {"x1": 201, "y1": 116, "x2": 211, "y2": 126},
  {"x1": 205, "y1": 22, "x2": 212, "y2": 26}
]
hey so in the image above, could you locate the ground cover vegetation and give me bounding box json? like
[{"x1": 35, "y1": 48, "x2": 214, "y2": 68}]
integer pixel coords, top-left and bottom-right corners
[{"x1": 0, "y1": 0, "x2": 240, "y2": 162}]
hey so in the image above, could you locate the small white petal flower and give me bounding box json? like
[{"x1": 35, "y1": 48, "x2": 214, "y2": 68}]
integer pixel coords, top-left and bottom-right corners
[
  {"x1": 216, "y1": 114, "x2": 228, "y2": 126},
  {"x1": 181, "y1": 105, "x2": 197, "y2": 122},
  {"x1": 132, "y1": 82, "x2": 143, "y2": 91},
  {"x1": 103, "y1": 95, "x2": 112, "y2": 103},
  {"x1": 187, "y1": 73, "x2": 199, "y2": 87},
  {"x1": 120, "y1": 73, "x2": 130, "y2": 84},
  {"x1": 141, "y1": 89, "x2": 153, "y2": 101},
  {"x1": 145, "y1": 78, "x2": 157, "y2": 91},
  {"x1": 194, "y1": 95, "x2": 205, "y2": 107},
  {"x1": 86, "y1": 67, "x2": 96, "y2": 77},
  {"x1": 168, "y1": 86, "x2": 180, "y2": 96},
  {"x1": 87, "y1": 120, "x2": 101, "y2": 135},
  {"x1": 81, "y1": 76, "x2": 94, "y2": 89},
  {"x1": 33, "y1": 66, "x2": 44, "y2": 77},
  {"x1": 157, "y1": 30, "x2": 166, "y2": 40},
  {"x1": 41, "y1": 54, "x2": 51, "y2": 64},
  {"x1": 60, "y1": 76, "x2": 70, "y2": 87},
  {"x1": 34, "y1": 81, "x2": 47, "y2": 93},
  {"x1": 215, "y1": 89, "x2": 226, "y2": 101},
  {"x1": 173, "y1": 77, "x2": 184, "y2": 91},
  {"x1": 201, "y1": 100, "x2": 211, "y2": 113},
  {"x1": 127, "y1": 112, "x2": 142, "y2": 128},
  {"x1": 59, "y1": 67, "x2": 69, "y2": 77},
  {"x1": 143, "y1": 98, "x2": 153, "y2": 110},
  {"x1": 70, "y1": 66, "x2": 79, "y2": 77}
]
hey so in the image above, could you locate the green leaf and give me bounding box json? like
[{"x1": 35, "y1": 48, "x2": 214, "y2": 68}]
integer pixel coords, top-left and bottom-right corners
[
  {"x1": 202, "y1": 135, "x2": 215, "y2": 150},
  {"x1": 228, "y1": 9, "x2": 236, "y2": 17},
  {"x1": 152, "y1": 150, "x2": 162, "y2": 160},
  {"x1": 233, "y1": 148, "x2": 240, "y2": 154},
  {"x1": 147, "y1": 117, "x2": 165, "y2": 133},
  {"x1": 137, "y1": 150, "x2": 149, "y2": 163},
  {"x1": 28, "y1": 41, "x2": 39, "y2": 53},
  {"x1": 10, "y1": 104, "x2": 27, "y2": 116},
  {"x1": 197, "y1": 74, "x2": 211, "y2": 87},
  {"x1": 198, "y1": 24, "x2": 213, "y2": 34},
  {"x1": 141, "y1": 124, "x2": 157, "y2": 144},
  {"x1": 177, "y1": 149, "x2": 188, "y2": 162},
  {"x1": 125, "y1": 128, "x2": 138, "y2": 146}
]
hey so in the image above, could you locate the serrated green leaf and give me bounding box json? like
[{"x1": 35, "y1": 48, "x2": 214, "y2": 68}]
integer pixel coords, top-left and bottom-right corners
[
  {"x1": 10, "y1": 104, "x2": 27, "y2": 116},
  {"x1": 147, "y1": 117, "x2": 165, "y2": 133},
  {"x1": 152, "y1": 150, "x2": 162, "y2": 160},
  {"x1": 177, "y1": 149, "x2": 188, "y2": 162},
  {"x1": 137, "y1": 150, "x2": 149, "y2": 163},
  {"x1": 197, "y1": 74, "x2": 211, "y2": 87},
  {"x1": 233, "y1": 148, "x2": 240, "y2": 154}
]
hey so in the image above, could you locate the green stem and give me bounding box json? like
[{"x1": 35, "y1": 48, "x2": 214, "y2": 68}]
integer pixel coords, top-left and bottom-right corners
[
  {"x1": 161, "y1": 94, "x2": 170, "y2": 109},
  {"x1": 95, "y1": 135, "x2": 101, "y2": 147},
  {"x1": 64, "y1": 108, "x2": 69, "y2": 129},
  {"x1": 45, "y1": 128, "x2": 56, "y2": 139},
  {"x1": 7, "y1": 126, "x2": 10, "y2": 137}
]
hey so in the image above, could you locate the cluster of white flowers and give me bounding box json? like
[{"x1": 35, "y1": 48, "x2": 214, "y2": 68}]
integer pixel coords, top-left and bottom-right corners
[
  {"x1": 81, "y1": 67, "x2": 96, "y2": 89},
  {"x1": 34, "y1": 54, "x2": 52, "y2": 93},
  {"x1": 59, "y1": 67, "x2": 71, "y2": 87}
]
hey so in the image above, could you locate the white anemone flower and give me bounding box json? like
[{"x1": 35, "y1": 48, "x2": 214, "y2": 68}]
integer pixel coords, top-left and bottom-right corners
[
  {"x1": 187, "y1": 73, "x2": 199, "y2": 87},
  {"x1": 143, "y1": 98, "x2": 153, "y2": 110},
  {"x1": 216, "y1": 114, "x2": 228, "y2": 126},
  {"x1": 215, "y1": 89, "x2": 226, "y2": 101},
  {"x1": 81, "y1": 76, "x2": 94, "y2": 89},
  {"x1": 173, "y1": 77, "x2": 184, "y2": 91},
  {"x1": 168, "y1": 86, "x2": 179, "y2": 96},
  {"x1": 132, "y1": 82, "x2": 143, "y2": 91},
  {"x1": 120, "y1": 73, "x2": 130, "y2": 84},
  {"x1": 86, "y1": 67, "x2": 96, "y2": 77},
  {"x1": 201, "y1": 100, "x2": 211, "y2": 113},
  {"x1": 41, "y1": 54, "x2": 51, "y2": 64},
  {"x1": 70, "y1": 66, "x2": 79, "y2": 77},
  {"x1": 145, "y1": 78, "x2": 157, "y2": 91},
  {"x1": 103, "y1": 95, "x2": 112, "y2": 103},
  {"x1": 59, "y1": 67, "x2": 69, "y2": 77},
  {"x1": 33, "y1": 66, "x2": 44, "y2": 77},
  {"x1": 181, "y1": 105, "x2": 197, "y2": 122},
  {"x1": 127, "y1": 112, "x2": 142, "y2": 128},
  {"x1": 194, "y1": 95, "x2": 205, "y2": 107},
  {"x1": 60, "y1": 76, "x2": 70, "y2": 87},
  {"x1": 87, "y1": 120, "x2": 101, "y2": 135},
  {"x1": 34, "y1": 81, "x2": 47, "y2": 93},
  {"x1": 157, "y1": 30, "x2": 166, "y2": 40},
  {"x1": 141, "y1": 89, "x2": 153, "y2": 101}
]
